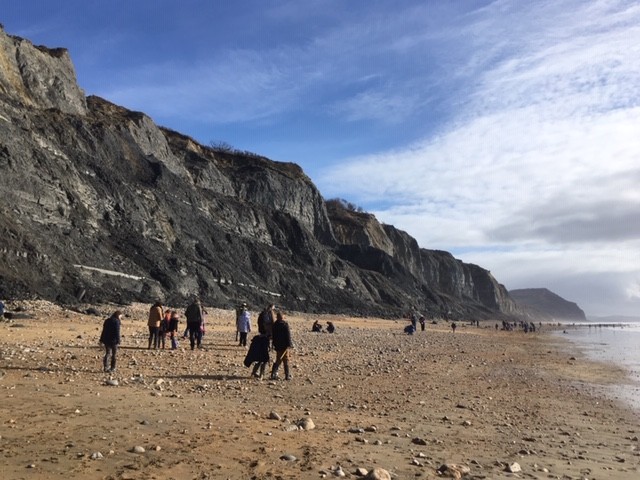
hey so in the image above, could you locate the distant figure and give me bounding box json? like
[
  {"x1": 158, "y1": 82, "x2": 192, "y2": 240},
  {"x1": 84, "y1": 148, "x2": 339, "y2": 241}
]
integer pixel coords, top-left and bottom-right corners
[
  {"x1": 271, "y1": 311, "x2": 294, "y2": 380},
  {"x1": 100, "y1": 311, "x2": 122, "y2": 373},
  {"x1": 451, "y1": 321, "x2": 457, "y2": 333},
  {"x1": 257, "y1": 304, "x2": 275, "y2": 339},
  {"x1": 169, "y1": 311, "x2": 180, "y2": 349},
  {"x1": 495, "y1": 323, "x2": 499, "y2": 331},
  {"x1": 404, "y1": 324, "x2": 415, "y2": 335},
  {"x1": 410, "y1": 310, "x2": 419, "y2": 331},
  {"x1": 185, "y1": 297, "x2": 204, "y2": 350},
  {"x1": 244, "y1": 333, "x2": 270, "y2": 379},
  {"x1": 326, "y1": 321, "x2": 335, "y2": 333},
  {"x1": 236, "y1": 305, "x2": 251, "y2": 347},
  {"x1": 312, "y1": 320, "x2": 323, "y2": 332},
  {"x1": 419, "y1": 316, "x2": 426, "y2": 332},
  {"x1": 159, "y1": 309, "x2": 171, "y2": 349},
  {"x1": 148, "y1": 301, "x2": 163, "y2": 349}
]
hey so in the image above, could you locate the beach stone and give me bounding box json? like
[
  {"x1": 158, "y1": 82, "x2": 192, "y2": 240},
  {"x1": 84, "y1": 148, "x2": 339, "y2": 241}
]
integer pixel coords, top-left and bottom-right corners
[
  {"x1": 298, "y1": 417, "x2": 315, "y2": 430},
  {"x1": 437, "y1": 464, "x2": 471, "y2": 479},
  {"x1": 411, "y1": 437, "x2": 428, "y2": 445},
  {"x1": 506, "y1": 462, "x2": 522, "y2": 473},
  {"x1": 363, "y1": 467, "x2": 391, "y2": 480},
  {"x1": 280, "y1": 454, "x2": 297, "y2": 461},
  {"x1": 269, "y1": 411, "x2": 282, "y2": 421},
  {"x1": 333, "y1": 466, "x2": 346, "y2": 477},
  {"x1": 355, "y1": 467, "x2": 369, "y2": 476},
  {"x1": 132, "y1": 446, "x2": 145, "y2": 454},
  {"x1": 90, "y1": 452, "x2": 103, "y2": 460},
  {"x1": 105, "y1": 379, "x2": 119, "y2": 386}
]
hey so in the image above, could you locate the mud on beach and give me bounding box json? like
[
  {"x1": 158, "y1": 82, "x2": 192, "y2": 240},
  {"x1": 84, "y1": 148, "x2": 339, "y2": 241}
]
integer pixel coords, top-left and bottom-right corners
[{"x1": 0, "y1": 301, "x2": 638, "y2": 479}]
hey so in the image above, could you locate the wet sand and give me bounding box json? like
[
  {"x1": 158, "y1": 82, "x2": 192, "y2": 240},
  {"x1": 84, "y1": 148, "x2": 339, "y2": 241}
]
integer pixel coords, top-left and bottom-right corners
[{"x1": 0, "y1": 301, "x2": 638, "y2": 479}]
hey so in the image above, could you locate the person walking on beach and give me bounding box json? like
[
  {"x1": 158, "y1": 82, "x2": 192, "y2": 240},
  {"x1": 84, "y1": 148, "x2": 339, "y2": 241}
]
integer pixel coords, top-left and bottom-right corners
[
  {"x1": 419, "y1": 315, "x2": 426, "y2": 332},
  {"x1": 236, "y1": 304, "x2": 251, "y2": 347},
  {"x1": 244, "y1": 333, "x2": 270, "y2": 379},
  {"x1": 270, "y1": 311, "x2": 293, "y2": 380},
  {"x1": 168, "y1": 310, "x2": 180, "y2": 349},
  {"x1": 185, "y1": 297, "x2": 204, "y2": 350},
  {"x1": 159, "y1": 309, "x2": 171, "y2": 349},
  {"x1": 257, "y1": 304, "x2": 275, "y2": 339},
  {"x1": 451, "y1": 321, "x2": 457, "y2": 333},
  {"x1": 148, "y1": 301, "x2": 163, "y2": 349},
  {"x1": 100, "y1": 310, "x2": 122, "y2": 372}
]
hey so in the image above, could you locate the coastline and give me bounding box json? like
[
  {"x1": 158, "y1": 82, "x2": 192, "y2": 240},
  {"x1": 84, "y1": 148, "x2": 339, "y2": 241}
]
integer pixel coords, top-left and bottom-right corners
[
  {"x1": 552, "y1": 323, "x2": 640, "y2": 413},
  {"x1": 0, "y1": 301, "x2": 638, "y2": 479}
]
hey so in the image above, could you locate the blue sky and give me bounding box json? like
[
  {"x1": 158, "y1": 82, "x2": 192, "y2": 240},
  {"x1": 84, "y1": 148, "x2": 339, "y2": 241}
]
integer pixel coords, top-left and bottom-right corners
[{"x1": 4, "y1": 0, "x2": 640, "y2": 317}]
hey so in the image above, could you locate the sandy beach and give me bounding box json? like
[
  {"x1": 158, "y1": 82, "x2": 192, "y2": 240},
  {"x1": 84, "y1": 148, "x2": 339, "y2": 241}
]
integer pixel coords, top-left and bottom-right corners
[{"x1": 0, "y1": 301, "x2": 638, "y2": 479}]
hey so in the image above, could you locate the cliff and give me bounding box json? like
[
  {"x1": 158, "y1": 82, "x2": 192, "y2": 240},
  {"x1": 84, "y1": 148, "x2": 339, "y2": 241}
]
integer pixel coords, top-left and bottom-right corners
[
  {"x1": 509, "y1": 288, "x2": 586, "y2": 321},
  {"x1": 0, "y1": 26, "x2": 518, "y2": 319}
]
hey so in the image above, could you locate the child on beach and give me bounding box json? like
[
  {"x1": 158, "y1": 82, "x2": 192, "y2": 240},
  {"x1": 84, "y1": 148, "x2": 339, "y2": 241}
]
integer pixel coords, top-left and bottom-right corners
[{"x1": 169, "y1": 311, "x2": 180, "y2": 349}]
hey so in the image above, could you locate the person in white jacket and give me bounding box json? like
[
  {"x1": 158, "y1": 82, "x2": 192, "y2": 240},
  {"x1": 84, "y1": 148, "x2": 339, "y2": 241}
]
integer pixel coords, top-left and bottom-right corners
[{"x1": 236, "y1": 304, "x2": 251, "y2": 347}]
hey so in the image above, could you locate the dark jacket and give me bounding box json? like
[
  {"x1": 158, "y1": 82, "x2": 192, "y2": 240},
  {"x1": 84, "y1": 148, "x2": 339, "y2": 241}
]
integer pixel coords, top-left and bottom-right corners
[
  {"x1": 257, "y1": 309, "x2": 274, "y2": 335},
  {"x1": 243, "y1": 334, "x2": 270, "y2": 367},
  {"x1": 185, "y1": 302, "x2": 203, "y2": 326},
  {"x1": 271, "y1": 319, "x2": 292, "y2": 351},
  {"x1": 100, "y1": 315, "x2": 121, "y2": 345}
]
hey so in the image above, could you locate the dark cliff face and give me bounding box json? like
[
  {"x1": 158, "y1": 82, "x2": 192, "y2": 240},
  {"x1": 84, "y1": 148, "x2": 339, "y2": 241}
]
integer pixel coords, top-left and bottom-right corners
[
  {"x1": 0, "y1": 26, "x2": 518, "y2": 319},
  {"x1": 325, "y1": 201, "x2": 518, "y2": 318}
]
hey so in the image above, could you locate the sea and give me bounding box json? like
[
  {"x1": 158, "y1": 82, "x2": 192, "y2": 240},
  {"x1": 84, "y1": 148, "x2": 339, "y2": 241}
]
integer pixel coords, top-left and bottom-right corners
[{"x1": 554, "y1": 321, "x2": 640, "y2": 411}]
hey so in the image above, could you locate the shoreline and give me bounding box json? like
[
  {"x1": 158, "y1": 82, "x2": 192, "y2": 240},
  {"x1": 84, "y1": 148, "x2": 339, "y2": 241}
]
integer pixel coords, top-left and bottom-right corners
[{"x1": 0, "y1": 301, "x2": 638, "y2": 479}]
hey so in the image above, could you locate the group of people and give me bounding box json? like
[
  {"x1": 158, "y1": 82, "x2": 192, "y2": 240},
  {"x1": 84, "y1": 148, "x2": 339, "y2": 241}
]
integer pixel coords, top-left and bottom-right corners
[
  {"x1": 147, "y1": 302, "x2": 181, "y2": 350},
  {"x1": 240, "y1": 303, "x2": 294, "y2": 380},
  {"x1": 98, "y1": 299, "x2": 295, "y2": 381},
  {"x1": 146, "y1": 299, "x2": 207, "y2": 351},
  {"x1": 404, "y1": 310, "x2": 427, "y2": 335},
  {"x1": 311, "y1": 320, "x2": 335, "y2": 333}
]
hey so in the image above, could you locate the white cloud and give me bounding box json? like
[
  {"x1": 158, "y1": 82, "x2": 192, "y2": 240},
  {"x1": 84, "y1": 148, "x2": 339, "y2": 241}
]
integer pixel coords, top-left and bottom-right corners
[{"x1": 319, "y1": 0, "x2": 640, "y2": 315}]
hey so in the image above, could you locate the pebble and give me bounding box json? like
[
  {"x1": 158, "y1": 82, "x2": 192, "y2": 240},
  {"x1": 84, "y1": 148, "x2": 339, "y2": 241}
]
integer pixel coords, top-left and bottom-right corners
[
  {"x1": 269, "y1": 411, "x2": 282, "y2": 421},
  {"x1": 363, "y1": 467, "x2": 391, "y2": 480},
  {"x1": 506, "y1": 462, "x2": 522, "y2": 473},
  {"x1": 333, "y1": 466, "x2": 346, "y2": 477},
  {"x1": 90, "y1": 452, "x2": 103, "y2": 460},
  {"x1": 298, "y1": 417, "x2": 315, "y2": 430},
  {"x1": 132, "y1": 446, "x2": 145, "y2": 454},
  {"x1": 280, "y1": 454, "x2": 297, "y2": 461}
]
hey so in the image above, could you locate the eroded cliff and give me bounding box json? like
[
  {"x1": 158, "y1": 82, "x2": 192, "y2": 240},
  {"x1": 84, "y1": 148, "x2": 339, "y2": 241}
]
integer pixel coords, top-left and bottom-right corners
[{"x1": 0, "y1": 26, "x2": 518, "y2": 319}]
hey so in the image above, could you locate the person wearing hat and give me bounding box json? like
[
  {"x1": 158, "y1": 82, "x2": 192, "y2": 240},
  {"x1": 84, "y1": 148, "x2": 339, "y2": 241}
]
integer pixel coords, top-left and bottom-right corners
[
  {"x1": 185, "y1": 297, "x2": 204, "y2": 350},
  {"x1": 236, "y1": 303, "x2": 251, "y2": 347}
]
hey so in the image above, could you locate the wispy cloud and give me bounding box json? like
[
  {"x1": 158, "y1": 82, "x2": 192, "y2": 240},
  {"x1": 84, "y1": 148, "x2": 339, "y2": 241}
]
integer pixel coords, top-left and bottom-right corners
[{"x1": 319, "y1": 0, "x2": 640, "y2": 314}]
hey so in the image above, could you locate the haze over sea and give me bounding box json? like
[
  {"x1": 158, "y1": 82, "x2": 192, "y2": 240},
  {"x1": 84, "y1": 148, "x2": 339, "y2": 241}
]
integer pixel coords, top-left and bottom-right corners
[{"x1": 556, "y1": 320, "x2": 640, "y2": 411}]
